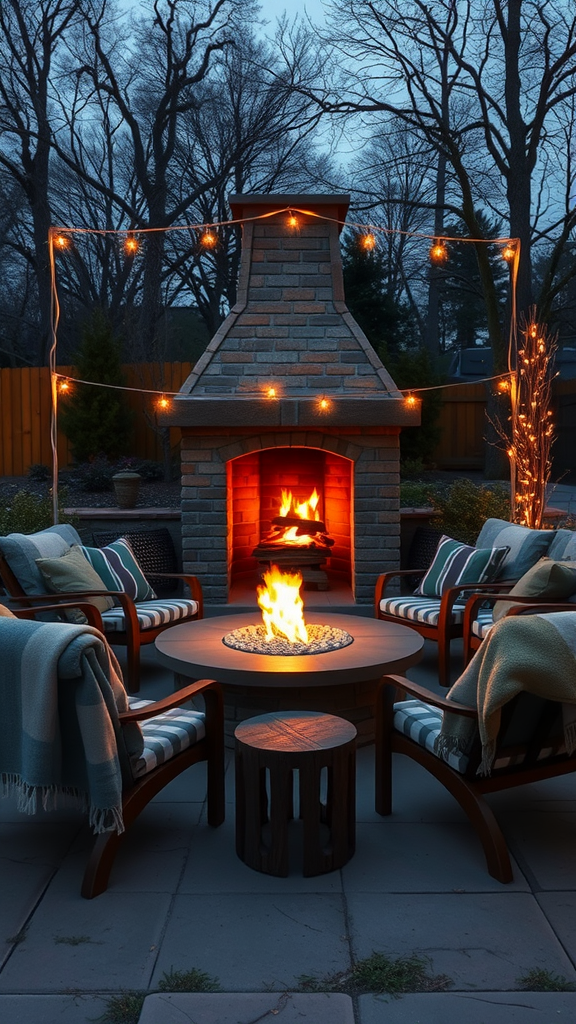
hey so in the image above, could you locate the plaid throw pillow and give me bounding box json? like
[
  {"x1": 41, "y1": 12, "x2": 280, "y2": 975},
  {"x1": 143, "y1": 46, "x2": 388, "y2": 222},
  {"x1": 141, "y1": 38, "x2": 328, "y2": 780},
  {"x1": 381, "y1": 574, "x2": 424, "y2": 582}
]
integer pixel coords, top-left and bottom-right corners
[
  {"x1": 82, "y1": 538, "x2": 156, "y2": 603},
  {"x1": 416, "y1": 535, "x2": 509, "y2": 598}
]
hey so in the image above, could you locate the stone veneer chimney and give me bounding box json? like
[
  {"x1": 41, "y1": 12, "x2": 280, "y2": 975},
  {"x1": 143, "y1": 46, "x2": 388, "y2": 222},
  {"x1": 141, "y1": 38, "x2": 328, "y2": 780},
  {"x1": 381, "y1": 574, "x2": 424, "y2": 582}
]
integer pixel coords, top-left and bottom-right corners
[{"x1": 163, "y1": 194, "x2": 420, "y2": 604}]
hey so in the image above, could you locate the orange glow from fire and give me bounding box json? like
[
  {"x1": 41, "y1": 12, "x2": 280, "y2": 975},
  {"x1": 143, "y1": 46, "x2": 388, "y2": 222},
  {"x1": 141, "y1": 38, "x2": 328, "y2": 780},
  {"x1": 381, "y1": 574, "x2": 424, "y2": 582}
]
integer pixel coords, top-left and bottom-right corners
[
  {"x1": 257, "y1": 565, "x2": 308, "y2": 644},
  {"x1": 279, "y1": 488, "x2": 320, "y2": 520}
]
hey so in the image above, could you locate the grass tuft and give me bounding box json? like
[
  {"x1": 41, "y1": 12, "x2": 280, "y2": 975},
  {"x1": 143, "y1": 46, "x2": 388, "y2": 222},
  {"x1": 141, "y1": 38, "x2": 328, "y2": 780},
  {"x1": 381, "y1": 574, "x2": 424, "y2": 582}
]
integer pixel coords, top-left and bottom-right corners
[
  {"x1": 96, "y1": 991, "x2": 145, "y2": 1024},
  {"x1": 517, "y1": 968, "x2": 576, "y2": 992},
  {"x1": 298, "y1": 952, "x2": 451, "y2": 996},
  {"x1": 158, "y1": 966, "x2": 220, "y2": 992}
]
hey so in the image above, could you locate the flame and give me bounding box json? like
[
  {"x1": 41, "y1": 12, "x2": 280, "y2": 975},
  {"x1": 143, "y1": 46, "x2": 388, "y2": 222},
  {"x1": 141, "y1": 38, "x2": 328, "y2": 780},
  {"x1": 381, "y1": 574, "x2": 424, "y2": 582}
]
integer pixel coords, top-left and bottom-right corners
[
  {"x1": 257, "y1": 566, "x2": 308, "y2": 644},
  {"x1": 279, "y1": 488, "x2": 320, "y2": 521}
]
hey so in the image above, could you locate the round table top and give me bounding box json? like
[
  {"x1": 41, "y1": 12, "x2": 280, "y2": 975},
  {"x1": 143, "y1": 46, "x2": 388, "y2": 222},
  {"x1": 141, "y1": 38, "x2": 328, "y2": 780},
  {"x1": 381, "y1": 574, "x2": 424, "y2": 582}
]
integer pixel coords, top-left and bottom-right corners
[
  {"x1": 235, "y1": 711, "x2": 357, "y2": 752},
  {"x1": 155, "y1": 612, "x2": 423, "y2": 689}
]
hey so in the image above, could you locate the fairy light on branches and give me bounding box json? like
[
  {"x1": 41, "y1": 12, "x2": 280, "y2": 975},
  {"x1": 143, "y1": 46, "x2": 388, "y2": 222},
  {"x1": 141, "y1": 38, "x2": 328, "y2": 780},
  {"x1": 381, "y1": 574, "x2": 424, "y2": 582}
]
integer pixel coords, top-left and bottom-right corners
[{"x1": 502, "y1": 309, "x2": 557, "y2": 529}]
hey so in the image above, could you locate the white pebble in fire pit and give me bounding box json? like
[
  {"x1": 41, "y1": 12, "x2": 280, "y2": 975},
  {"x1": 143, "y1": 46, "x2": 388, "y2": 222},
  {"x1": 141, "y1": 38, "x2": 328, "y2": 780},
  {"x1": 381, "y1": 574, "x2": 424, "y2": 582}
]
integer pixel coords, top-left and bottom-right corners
[{"x1": 222, "y1": 623, "x2": 354, "y2": 656}]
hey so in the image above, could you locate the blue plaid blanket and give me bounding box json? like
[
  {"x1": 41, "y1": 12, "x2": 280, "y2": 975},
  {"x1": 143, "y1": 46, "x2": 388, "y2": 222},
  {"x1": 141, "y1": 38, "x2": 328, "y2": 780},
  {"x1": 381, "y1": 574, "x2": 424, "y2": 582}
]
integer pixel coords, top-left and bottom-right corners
[{"x1": 0, "y1": 618, "x2": 142, "y2": 833}]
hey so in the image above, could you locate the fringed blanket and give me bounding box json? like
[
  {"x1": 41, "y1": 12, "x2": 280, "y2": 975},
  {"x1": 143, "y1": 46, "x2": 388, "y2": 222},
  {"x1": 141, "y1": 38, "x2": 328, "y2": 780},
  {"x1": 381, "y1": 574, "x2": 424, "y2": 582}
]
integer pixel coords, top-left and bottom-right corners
[
  {"x1": 436, "y1": 612, "x2": 576, "y2": 774},
  {"x1": 0, "y1": 618, "x2": 142, "y2": 833}
]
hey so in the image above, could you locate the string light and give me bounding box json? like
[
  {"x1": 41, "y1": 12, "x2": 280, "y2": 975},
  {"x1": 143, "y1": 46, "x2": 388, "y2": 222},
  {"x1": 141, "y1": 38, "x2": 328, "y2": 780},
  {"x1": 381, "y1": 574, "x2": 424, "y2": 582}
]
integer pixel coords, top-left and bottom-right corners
[
  {"x1": 156, "y1": 394, "x2": 170, "y2": 411},
  {"x1": 266, "y1": 386, "x2": 278, "y2": 398},
  {"x1": 496, "y1": 378, "x2": 511, "y2": 393},
  {"x1": 57, "y1": 378, "x2": 71, "y2": 394},
  {"x1": 404, "y1": 393, "x2": 418, "y2": 407},
  {"x1": 286, "y1": 212, "x2": 299, "y2": 230},
  {"x1": 200, "y1": 229, "x2": 217, "y2": 248},
  {"x1": 318, "y1": 396, "x2": 331, "y2": 412},
  {"x1": 362, "y1": 233, "x2": 376, "y2": 251},
  {"x1": 53, "y1": 234, "x2": 70, "y2": 251},
  {"x1": 124, "y1": 234, "x2": 139, "y2": 256},
  {"x1": 501, "y1": 243, "x2": 516, "y2": 263},
  {"x1": 429, "y1": 239, "x2": 449, "y2": 264}
]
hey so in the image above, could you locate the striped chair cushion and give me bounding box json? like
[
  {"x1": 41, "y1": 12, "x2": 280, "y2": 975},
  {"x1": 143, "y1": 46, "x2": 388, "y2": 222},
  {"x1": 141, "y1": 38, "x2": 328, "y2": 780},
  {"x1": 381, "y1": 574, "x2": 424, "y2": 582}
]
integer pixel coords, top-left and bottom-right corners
[
  {"x1": 394, "y1": 699, "x2": 470, "y2": 772},
  {"x1": 101, "y1": 598, "x2": 199, "y2": 633},
  {"x1": 128, "y1": 698, "x2": 206, "y2": 777},
  {"x1": 380, "y1": 596, "x2": 467, "y2": 627},
  {"x1": 394, "y1": 699, "x2": 567, "y2": 776},
  {"x1": 471, "y1": 607, "x2": 495, "y2": 639}
]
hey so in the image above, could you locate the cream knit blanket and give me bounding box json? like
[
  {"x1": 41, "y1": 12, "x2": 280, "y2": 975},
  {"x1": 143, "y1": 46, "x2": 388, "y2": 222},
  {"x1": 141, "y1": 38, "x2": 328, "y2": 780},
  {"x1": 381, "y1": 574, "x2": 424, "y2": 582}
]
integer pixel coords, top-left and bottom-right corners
[{"x1": 436, "y1": 612, "x2": 576, "y2": 774}]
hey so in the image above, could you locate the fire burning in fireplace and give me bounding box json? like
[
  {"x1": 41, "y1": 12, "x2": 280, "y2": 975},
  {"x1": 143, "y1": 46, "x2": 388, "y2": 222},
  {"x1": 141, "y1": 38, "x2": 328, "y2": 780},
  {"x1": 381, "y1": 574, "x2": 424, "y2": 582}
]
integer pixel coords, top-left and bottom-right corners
[
  {"x1": 257, "y1": 565, "x2": 308, "y2": 644},
  {"x1": 270, "y1": 488, "x2": 324, "y2": 547},
  {"x1": 252, "y1": 484, "x2": 335, "y2": 591}
]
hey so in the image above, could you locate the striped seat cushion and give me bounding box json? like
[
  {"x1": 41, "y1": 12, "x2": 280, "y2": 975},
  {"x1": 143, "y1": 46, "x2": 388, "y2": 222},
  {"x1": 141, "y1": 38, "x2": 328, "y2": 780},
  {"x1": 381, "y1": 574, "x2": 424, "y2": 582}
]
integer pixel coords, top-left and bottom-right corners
[
  {"x1": 471, "y1": 607, "x2": 495, "y2": 639},
  {"x1": 380, "y1": 596, "x2": 467, "y2": 627},
  {"x1": 101, "y1": 598, "x2": 199, "y2": 633},
  {"x1": 128, "y1": 698, "x2": 206, "y2": 777},
  {"x1": 394, "y1": 699, "x2": 567, "y2": 776},
  {"x1": 394, "y1": 699, "x2": 470, "y2": 772}
]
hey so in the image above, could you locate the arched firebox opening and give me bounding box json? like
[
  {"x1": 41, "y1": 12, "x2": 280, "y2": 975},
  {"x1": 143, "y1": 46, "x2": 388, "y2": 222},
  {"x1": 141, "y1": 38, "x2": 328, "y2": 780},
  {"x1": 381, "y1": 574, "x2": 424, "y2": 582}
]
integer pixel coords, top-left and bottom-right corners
[{"x1": 228, "y1": 446, "x2": 353, "y2": 594}]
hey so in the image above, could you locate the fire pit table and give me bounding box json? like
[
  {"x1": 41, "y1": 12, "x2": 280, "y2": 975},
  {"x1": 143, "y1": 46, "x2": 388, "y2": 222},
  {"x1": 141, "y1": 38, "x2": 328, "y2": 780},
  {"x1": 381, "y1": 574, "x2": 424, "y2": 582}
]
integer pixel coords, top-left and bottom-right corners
[{"x1": 155, "y1": 612, "x2": 423, "y2": 746}]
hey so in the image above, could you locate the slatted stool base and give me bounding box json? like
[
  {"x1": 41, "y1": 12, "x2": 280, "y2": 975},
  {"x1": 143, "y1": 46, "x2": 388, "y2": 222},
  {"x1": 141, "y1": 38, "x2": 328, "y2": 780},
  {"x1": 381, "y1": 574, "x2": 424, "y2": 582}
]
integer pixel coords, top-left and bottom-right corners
[{"x1": 234, "y1": 711, "x2": 356, "y2": 877}]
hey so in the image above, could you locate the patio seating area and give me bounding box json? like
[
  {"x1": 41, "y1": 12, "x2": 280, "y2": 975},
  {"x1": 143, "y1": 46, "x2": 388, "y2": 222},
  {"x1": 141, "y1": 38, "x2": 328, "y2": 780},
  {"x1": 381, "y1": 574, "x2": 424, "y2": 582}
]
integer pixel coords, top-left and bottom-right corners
[{"x1": 2, "y1": 620, "x2": 576, "y2": 1023}]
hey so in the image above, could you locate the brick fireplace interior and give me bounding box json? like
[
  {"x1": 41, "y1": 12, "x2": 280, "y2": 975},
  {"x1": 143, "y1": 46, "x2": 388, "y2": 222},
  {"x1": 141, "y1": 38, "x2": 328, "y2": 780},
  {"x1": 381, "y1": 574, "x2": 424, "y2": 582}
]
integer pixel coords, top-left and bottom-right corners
[
  {"x1": 229, "y1": 446, "x2": 353, "y2": 586},
  {"x1": 164, "y1": 193, "x2": 419, "y2": 606}
]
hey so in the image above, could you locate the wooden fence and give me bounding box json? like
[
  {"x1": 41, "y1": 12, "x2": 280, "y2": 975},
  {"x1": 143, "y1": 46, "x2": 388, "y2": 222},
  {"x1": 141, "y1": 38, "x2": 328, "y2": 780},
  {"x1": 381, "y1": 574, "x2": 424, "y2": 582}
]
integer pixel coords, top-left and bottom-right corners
[
  {"x1": 0, "y1": 362, "x2": 192, "y2": 476},
  {"x1": 432, "y1": 378, "x2": 576, "y2": 473},
  {"x1": 1, "y1": 364, "x2": 575, "y2": 477}
]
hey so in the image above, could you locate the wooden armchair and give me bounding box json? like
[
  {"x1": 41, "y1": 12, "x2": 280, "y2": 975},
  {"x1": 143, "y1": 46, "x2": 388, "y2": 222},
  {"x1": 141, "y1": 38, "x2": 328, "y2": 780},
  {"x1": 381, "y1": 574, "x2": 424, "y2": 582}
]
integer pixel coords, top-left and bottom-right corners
[
  {"x1": 0, "y1": 610, "x2": 225, "y2": 898},
  {"x1": 0, "y1": 526, "x2": 203, "y2": 693},
  {"x1": 375, "y1": 672, "x2": 576, "y2": 883},
  {"x1": 374, "y1": 569, "x2": 512, "y2": 687}
]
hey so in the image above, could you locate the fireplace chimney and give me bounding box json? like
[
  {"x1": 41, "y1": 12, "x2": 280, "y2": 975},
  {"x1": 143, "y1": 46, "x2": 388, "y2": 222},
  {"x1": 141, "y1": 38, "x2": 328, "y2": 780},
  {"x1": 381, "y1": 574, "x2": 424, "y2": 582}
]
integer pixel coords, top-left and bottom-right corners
[{"x1": 163, "y1": 194, "x2": 420, "y2": 603}]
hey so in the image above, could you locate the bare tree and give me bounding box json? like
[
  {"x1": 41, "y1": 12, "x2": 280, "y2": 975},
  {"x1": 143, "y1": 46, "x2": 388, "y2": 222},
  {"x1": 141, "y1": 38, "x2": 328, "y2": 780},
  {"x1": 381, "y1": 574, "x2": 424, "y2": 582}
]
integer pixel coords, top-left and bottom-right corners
[
  {"x1": 284, "y1": 0, "x2": 576, "y2": 371},
  {"x1": 0, "y1": 0, "x2": 83, "y2": 362}
]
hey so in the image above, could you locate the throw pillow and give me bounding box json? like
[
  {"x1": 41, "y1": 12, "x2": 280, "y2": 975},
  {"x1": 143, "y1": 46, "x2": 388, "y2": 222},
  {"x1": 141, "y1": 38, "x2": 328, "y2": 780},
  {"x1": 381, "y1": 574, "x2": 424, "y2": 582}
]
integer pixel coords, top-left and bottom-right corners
[
  {"x1": 35, "y1": 545, "x2": 115, "y2": 622},
  {"x1": 416, "y1": 535, "x2": 510, "y2": 598},
  {"x1": 82, "y1": 538, "x2": 156, "y2": 603},
  {"x1": 493, "y1": 557, "x2": 576, "y2": 621}
]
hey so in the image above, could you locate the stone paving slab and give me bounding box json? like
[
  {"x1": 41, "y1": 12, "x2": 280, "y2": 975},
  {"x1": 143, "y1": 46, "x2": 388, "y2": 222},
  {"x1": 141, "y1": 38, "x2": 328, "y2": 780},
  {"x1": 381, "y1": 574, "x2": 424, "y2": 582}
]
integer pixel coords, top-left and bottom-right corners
[
  {"x1": 346, "y1": 892, "x2": 576, "y2": 991},
  {"x1": 139, "y1": 992, "x2": 355, "y2": 1024},
  {"x1": 342, "y1": 822, "x2": 529, "y2": 893},
  {"x1": 0, "y1": 994, "x2": 110, "y2": 1023},
  {"x1": 503, "y1": 810, "x2": 576, "y2": 890},
  {"x1": 358, "y1": 991, "x2": 576, "y2": 1022},
  {"x1": 150, "y1": 893, "x2": 351, "y2": 992},
  {"x1": 536, "y1": 893, "x2": 576, "y2": 961},
  {"x1": 0, "y1": 889, "x2": 171, "y2": 992}
]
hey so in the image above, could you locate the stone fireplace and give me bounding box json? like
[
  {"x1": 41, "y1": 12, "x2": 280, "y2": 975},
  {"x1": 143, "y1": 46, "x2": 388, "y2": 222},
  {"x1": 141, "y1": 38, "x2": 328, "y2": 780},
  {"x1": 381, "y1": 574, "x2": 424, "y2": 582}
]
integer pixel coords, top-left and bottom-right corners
[{"x1": 163, "y1": 194, "x2": 419, "y2": 605}]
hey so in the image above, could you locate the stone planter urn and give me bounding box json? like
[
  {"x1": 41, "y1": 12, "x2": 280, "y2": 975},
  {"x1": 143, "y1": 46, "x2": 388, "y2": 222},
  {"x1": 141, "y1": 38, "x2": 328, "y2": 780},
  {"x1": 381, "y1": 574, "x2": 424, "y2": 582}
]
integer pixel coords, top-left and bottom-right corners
[{"x1": 112, "y1": 472, "x2": 141, "y2": 509}]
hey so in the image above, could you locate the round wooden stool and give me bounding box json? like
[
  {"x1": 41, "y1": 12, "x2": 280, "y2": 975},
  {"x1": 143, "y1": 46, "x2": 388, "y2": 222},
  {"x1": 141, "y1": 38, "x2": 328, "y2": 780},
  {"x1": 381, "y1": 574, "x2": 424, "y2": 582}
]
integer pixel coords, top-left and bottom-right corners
[{"x1": 234, "y1": 710, "x2": 356, "y2": 877}]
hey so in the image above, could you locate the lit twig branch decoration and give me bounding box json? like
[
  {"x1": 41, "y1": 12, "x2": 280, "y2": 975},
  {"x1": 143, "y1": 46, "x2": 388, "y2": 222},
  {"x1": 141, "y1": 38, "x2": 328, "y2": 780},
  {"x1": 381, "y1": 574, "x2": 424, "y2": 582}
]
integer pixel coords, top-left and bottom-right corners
[{"x1": 505, "y1": 309, "x2": 557, "y2": 529}]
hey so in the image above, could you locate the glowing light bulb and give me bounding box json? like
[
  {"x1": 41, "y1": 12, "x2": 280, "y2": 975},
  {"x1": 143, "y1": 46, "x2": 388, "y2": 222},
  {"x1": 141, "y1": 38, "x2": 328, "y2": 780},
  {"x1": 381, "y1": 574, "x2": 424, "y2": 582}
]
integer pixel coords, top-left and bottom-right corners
[
  {"x1": 362, "y1": 233, "x2": 376, "y2": 251},
  {"x1": 54, "y1": 234, "x2": 70, "y2": 250},
  {"x1": 124, "y1": 234, "x2": 139, "y2": 256},
  {"x1": 58, "y1": 379, "x2": 71, "y2": 394},
  {"x1": 497, "y1": 378, "x2": 510, "y2": 393},
  {"x1": 201, "y1": 230, "x2": 217, "y2": 248},
  {"x1": 287, "y1": 213, "x2": 299, "y2": 229},
  {"x1": 157, "y1": 395, "x2": 170, "y2": 410},
  {"x1": 267, "y1": 386, "x2": 277, "y2": 398},
  {"x1": 429, "y1": 239, "x2": 448, "y2": 264},
  {"x1": 318, "y1": 396, "x2": 331, "y2": 412},
  {"x1": 501, "y1": 244, "x2": 516, "y2": 263},
  {"x1": 405, "y1": 394, "x2": 417, "y2": 407}
]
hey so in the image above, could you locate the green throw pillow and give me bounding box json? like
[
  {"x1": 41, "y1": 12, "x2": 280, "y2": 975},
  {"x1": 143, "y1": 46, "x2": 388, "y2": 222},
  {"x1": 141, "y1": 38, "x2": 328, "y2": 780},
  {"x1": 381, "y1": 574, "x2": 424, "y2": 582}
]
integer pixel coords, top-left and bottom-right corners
[
  {"x1": 493, "y1": 557, "x2": 576, "y2": 621},
  {"x1": 416, "y1": 535, "x2": 509, "y2": 598},
  {"x1": 82, "y1": 538, "x2": 156, "y2": 603},
  {"x1": 35, "y1": 545, "x2": 115, "y2": 623}
]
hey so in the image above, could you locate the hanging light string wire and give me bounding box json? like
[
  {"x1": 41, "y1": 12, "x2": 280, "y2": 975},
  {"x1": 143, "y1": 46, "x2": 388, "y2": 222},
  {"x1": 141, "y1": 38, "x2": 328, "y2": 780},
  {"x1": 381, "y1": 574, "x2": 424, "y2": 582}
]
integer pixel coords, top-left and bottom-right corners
[{"x1": 48, "y1": 214, "x2": 520, "y2": 524}]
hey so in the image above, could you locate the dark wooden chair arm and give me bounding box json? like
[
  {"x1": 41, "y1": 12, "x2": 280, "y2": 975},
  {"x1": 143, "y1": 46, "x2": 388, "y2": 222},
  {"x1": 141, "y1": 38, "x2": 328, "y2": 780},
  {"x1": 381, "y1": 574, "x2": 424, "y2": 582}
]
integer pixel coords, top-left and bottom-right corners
[
  {"x1": 374, "y1": 569, "x2": 427, "y2": 614},
  {"x1": 119, "y1": 678, "x2": 222, "y2": 723},
  {"x1": 378, "y1": 674, "x2": 478, "y2": 717},
  {"x1": 144, "y1": 573, "x2": 203, "y2": 615},
  {"x1": 507, "y1": 601, "x2": 576, "y2": 615},
  {"x1": 11, "y1": 601, "x2": 104, "y2": 629}
]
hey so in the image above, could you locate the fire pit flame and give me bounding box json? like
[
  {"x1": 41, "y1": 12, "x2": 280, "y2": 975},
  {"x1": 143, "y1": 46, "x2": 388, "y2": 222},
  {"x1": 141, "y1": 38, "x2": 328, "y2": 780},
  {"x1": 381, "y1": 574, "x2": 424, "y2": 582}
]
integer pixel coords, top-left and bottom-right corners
[{"x1": 257, "y1": 565, "x2": 309, "y2": 644}]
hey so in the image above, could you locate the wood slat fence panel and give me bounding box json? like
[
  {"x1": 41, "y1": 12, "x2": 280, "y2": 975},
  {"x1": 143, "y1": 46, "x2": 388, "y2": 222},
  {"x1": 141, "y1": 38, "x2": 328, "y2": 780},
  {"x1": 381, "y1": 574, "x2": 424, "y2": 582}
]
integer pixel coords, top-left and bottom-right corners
[{"x1": 0, "y1": 362, "x2": 192, "y2": 476}]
